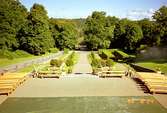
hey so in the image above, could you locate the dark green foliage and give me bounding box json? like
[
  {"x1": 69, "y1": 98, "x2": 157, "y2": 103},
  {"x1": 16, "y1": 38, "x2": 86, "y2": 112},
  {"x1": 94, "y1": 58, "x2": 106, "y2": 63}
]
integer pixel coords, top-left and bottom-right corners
[
  {"x1": 98, "y1": 49, "x2": 115, "y2": 59},
  {"x1": 153, "y1": 6, "x2": 167, "y2": 45},
  {"x1": 113, "y1": 49, "x2": 129, "y2": 60},
  {"x1": 18, "y1": 3, "x2": 54, "y2": 55},
  {"x1": 112, "y1": 49, "x2": 136, "y2": 62},
  {"x1": 84, "y1": 11, "x2": 115, "y2": 50},
  {"x1": 50, "y1": 59, "x2": 62, "y2": 67},
  {"x1": 0, "y1": 0, "x2": 27, "y2": 50},
  {"x1": 50, "y1": 19, "x2": 78, "y2": 50},
  {"x1": 138, "y1": 19, "x2": 160, "y2": 46},
  {"x1": 112, "y1": 19, "x2": 143, "y2": 51}
]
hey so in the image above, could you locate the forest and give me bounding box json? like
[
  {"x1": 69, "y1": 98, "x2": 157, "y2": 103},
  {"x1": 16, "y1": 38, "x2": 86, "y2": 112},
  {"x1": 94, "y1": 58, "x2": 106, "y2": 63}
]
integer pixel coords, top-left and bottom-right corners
[{"x1": 0, "y1": 0, "x2": 167, "y2": 55}]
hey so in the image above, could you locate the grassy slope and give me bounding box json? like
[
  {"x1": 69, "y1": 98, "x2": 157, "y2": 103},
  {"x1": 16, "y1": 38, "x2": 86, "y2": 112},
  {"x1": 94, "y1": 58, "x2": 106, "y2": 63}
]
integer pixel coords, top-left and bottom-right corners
[
  {"x1": 0, "y1": 53, "x2": 56, "y2": 68},
  {"x1": 135, "y1": 59, "x2": 167, "y2": 74}
]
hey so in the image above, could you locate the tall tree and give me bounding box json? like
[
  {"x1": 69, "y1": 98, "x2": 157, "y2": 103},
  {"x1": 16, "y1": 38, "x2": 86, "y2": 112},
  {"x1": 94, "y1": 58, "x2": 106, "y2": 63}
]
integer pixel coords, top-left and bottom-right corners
[
  {"x1": 0, "y1": 0, "x2": 27, "y2": 50},
  {"x1": 50, "y1": 19, "x2": 78, "y2": 50},
  {"x1": 19, "y1": 3, "x2": 54, "y2": 55},
  {"x1": 138, "y1": 19, "x2": 160, "y2": 46},
  {"x1": 113, "y1": 19, "x2": 143, "y2": 51},
  {"x1": 153, "y1": 6, "x2": 167, "y2": 45},
  {"x1": 84, "y1": 11, "x2": 115, "y2": 50}
]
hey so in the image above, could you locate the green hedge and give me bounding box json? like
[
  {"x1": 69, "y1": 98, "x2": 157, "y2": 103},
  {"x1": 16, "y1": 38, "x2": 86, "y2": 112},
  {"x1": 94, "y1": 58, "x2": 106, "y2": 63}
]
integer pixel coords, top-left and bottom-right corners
[
  {"x1": 65, "y1": 51, "x2": 78, "y2": 73},
  {"x1": 112, "y1": 49, "x2": 136, "y2": 62},
  {"x1": 50, "y1": 59, "x2": 63, "y2": 67},
  {"x1": 98, "y1": 49, "x2": 115, "y2": 59}
]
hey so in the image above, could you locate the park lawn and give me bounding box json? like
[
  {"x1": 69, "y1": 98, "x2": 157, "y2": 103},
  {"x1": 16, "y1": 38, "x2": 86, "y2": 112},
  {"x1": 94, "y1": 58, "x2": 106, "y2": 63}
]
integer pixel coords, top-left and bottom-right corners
[
  {"x1": 135, "y1": 59, "x2": 167, "y2": 74},
  {"x1": 0, "y1": 96, "x2": 166, "y2": 113},
  {"x1": 0, "y1": 52, "x2": 56, "y2": 68}
]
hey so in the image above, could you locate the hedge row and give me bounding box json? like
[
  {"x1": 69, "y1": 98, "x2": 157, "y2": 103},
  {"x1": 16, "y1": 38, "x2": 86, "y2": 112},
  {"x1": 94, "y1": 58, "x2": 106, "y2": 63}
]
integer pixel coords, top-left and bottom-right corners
[
  {"x1": 98, "y1": 49, "x2": 115, "y2": 59},
  {"x1": 89, "y1": 52, "x2": 115, "y2": 68},
  {"x1": 98, "y1": 49, "x2": 136, "y2": 62},
  {"x1": 65, "y1": 51, "x2": 78, "y2": 73}
]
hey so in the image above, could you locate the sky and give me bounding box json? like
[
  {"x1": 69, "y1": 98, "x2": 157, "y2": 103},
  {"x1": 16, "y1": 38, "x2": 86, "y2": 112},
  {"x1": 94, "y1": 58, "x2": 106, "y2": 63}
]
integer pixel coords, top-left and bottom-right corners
[{"x1": 20, "y1": 0, "x2": 167, "y2": 20}]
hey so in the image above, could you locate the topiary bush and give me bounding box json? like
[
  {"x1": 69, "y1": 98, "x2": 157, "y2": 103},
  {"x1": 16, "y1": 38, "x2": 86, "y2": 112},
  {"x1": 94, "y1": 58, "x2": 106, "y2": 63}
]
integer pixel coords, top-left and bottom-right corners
[
  {"x1": 50, "y1": 59, "x2": 62, "y2": 67},
  {"x1": 91, "y1": 59, "x2": 101, "y2": 68},
  {"x1": 65, "y1": 58, "x2": 74, "y2": 66}
]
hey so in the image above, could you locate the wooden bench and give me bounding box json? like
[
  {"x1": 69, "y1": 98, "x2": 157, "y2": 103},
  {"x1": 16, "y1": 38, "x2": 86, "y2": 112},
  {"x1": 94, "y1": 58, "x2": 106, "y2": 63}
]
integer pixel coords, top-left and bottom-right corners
[
  {"x1": 137, "y1": 72, "x2": 167, "y2": 94},
  {"x1": 37, "y1": 71, "x2": 61, "y2": 78},
  {"x1": 0, "y1": 73, "x2": 28, "y2": 95},
  {"x1": 98, "y1": 71, "x2": 125, "y2": 78}
]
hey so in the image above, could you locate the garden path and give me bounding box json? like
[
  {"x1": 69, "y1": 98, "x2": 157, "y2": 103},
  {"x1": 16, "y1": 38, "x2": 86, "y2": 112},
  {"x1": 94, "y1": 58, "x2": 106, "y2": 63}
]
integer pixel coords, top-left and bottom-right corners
[{"x1": 72, "y1": 51, "x2": 92, "y2": 74}]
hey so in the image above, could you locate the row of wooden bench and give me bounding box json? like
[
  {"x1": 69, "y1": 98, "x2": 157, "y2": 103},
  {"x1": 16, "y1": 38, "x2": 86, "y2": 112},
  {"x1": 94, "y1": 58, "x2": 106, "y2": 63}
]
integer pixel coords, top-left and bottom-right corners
[
  {"x1": 0, "y1": 73, "x2": 29, "y2": 95},
  {"x1": 137, "y1": 72, "x2": 167, "y2": 94},
  {"x1": 98, "y1": 70, "x2": 125, "y2": 78},
  {"x1": 33, "y1": 70, "x2": 62, "y2": 78}
]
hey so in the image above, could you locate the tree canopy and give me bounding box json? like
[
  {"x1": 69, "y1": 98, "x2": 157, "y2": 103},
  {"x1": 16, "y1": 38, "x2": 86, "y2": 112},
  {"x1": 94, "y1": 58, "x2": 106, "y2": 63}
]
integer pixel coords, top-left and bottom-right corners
[
  {"x1": 0, "y1": 0, "x2": 27, "y2": 50},
  {"x1": 18, "y1": 3, "x2": 54, "y2": 55},
  {"x1": 50, "y1": 19, "x2": 78, "y2": 50},
  {"x1": 84, "y1": 11, "x2": 115, "y2": 50}
]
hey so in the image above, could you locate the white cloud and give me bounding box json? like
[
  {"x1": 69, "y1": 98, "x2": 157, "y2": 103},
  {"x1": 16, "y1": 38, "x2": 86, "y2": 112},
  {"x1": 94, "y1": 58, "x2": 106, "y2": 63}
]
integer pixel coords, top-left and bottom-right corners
[{"x1": 126, "y1": 8, "x2": 155, "y2": 20}]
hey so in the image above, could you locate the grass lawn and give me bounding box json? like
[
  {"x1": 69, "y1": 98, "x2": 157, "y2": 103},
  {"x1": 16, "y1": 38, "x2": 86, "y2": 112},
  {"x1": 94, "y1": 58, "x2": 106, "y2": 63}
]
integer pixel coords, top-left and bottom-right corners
[
  {"x1": 0, "y1": 96, "x2": 166, "y2": 113},
  {"x1": 0, "y1": 53, "x2": 57, "y2": 68},
  {"x1": 135, "y1": 59, "x2": 167, "y2": 74}
]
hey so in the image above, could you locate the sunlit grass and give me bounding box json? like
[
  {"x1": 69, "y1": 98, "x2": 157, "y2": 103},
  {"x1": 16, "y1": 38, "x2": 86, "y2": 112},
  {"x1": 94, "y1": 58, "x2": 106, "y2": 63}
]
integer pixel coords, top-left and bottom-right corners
[
  {"x1": 0, "y1": 52, "x2": 56, "y2": 68},
  {"x1": 135, "y1": 59, "x2": 167, "y2": 74}
]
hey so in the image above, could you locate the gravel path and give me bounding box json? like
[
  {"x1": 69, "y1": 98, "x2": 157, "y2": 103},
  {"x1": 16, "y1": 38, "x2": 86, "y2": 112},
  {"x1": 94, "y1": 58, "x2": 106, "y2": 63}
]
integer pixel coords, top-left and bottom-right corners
[{"x1": 73, "y1": 51, "x2": 92, "y2": 74}]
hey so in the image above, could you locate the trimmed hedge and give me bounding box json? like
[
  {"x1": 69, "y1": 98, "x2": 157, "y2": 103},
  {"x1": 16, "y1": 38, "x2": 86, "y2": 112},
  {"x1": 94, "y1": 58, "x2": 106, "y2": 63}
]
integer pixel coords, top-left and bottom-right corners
[
  {"x1": 50, "y1": 59, "x2": 62, "y2": 67},
  {"x1": 112, "y1": 49, "x2": 136, "y2": 62},
  {"x1": 98, "y1": 49, "x2": 115, "y2": 59},
  {"x1": 65, "y1": 51, "x2": 78, "y2": 73}
]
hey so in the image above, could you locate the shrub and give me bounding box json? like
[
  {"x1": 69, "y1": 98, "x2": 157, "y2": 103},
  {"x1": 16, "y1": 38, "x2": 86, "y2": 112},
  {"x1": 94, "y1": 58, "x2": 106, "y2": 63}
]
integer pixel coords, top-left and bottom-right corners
[
  {"x1": 64, "y1": 48, "x2": 69, "y2": 54},
  {"x1": 99, "y1": 49, "x2": 115, "y2": 59},
  {"x1": 65, "y1": 58, "x2": 74, "y2": 66},
  {"x1": 106, "y1": 59, "x2": 115, "y2": 67},
  {"x1": 91, "y1": 59, "x2": 101, "y2": 68},
  {"x1": 100, "y1": 59, "x2": 106, "y2": 67},
  {"x1": 50, "y1": 59, "x2": 62, "y2": 67},
  {"x1": 48, "y1": 48, "x2": 59, "y2": 53}
]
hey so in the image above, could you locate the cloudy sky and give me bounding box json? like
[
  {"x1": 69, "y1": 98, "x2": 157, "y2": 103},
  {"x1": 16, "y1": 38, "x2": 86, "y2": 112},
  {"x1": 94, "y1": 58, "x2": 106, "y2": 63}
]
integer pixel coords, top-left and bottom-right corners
[{"x1": 20, "y1": 0, "x2": 167, "y2": 20}]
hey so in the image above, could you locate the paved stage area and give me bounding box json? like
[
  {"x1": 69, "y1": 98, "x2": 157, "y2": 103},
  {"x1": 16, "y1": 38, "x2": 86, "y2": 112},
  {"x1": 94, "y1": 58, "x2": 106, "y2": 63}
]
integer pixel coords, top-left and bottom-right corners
[{"x1": 10, "y1": 76, "x2": 147, "y2": 97}]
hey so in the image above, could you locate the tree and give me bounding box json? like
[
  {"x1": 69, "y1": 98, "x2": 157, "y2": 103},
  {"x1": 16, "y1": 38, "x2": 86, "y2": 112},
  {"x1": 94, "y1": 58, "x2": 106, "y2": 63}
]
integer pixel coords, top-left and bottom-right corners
[
  {"x1": 0, "y1": 0, "x2": 27, "y2": 50},
  {"x1": 50, "y1": 19, "x2": 78, "y2": 50},
  {"x1": 113, "y1": 19, "x2": 143, "y2": 52},
  {"x1": 153, "y1": 6, "x2": 167, "y2": 45},
  {"x1": 18, "y1": 3, "x2": 54, "y2": 55},
  {"x1": 138, "y1": 19, "x2": 160, "y2": 46},
  {"x1": 84, "y1": 11, "x2": 115, "y2": 50},
  {"x1": 125, "y1": 22, "x2": 143, "y2": 51}
]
